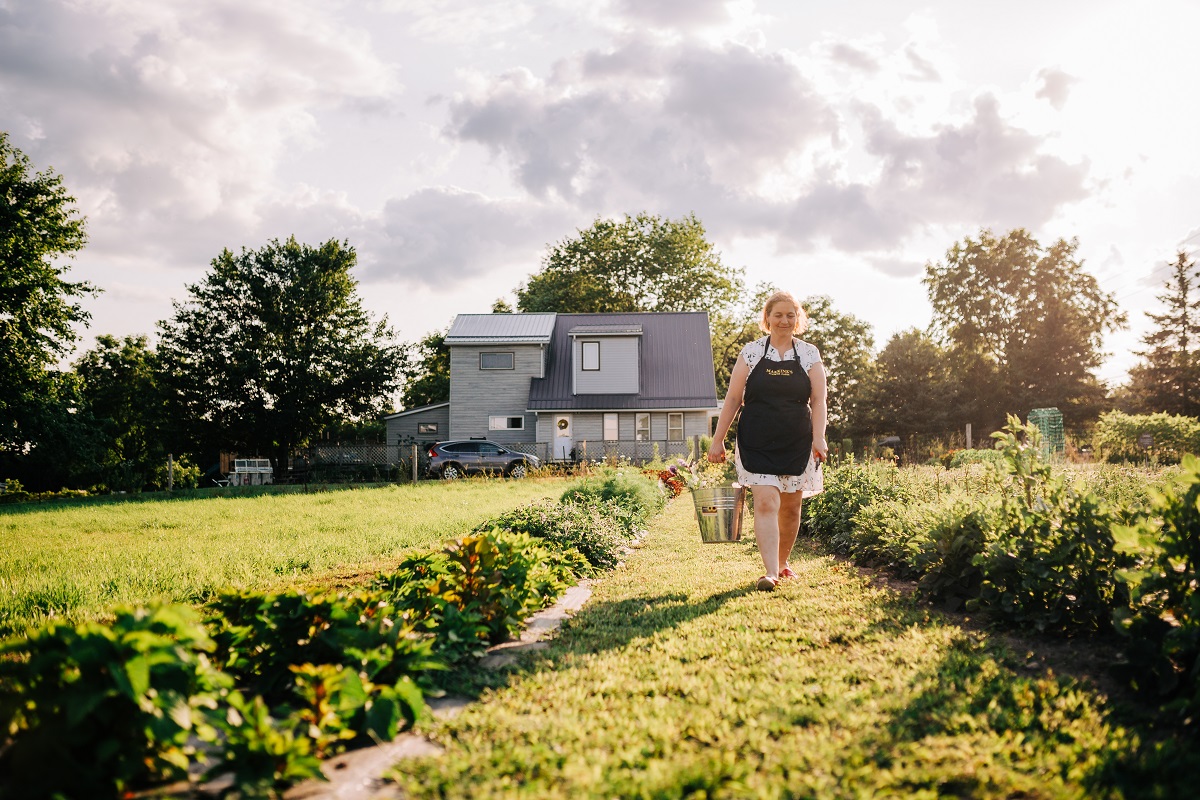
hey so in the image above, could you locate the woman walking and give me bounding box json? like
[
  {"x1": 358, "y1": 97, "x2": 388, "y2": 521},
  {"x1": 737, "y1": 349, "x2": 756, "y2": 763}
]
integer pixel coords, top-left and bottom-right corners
[{"x1": 708, "y1": 291, "x2": 828, "y2": 591}]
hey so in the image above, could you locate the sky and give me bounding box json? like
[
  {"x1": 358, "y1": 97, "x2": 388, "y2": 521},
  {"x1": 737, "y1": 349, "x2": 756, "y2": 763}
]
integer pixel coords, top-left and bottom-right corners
[{"x1": 3, "y1": 0, "x2": 1199, "y2": 395}]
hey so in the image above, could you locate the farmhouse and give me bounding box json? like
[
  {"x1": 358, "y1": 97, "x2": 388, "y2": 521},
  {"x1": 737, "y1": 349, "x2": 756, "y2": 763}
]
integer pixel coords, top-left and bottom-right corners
[{"x1": 385, "y1": 311, "x2": 719, "y2": 462}]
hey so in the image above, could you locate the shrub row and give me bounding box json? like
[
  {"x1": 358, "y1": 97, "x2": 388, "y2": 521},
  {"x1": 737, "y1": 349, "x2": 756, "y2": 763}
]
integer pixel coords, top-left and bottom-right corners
[
  {"x1": 804, "y1": 416, "x2": 1200, "y2": 724},
  {"x1": 0, "y1": 470, "x2": 664, "y2": 799}
]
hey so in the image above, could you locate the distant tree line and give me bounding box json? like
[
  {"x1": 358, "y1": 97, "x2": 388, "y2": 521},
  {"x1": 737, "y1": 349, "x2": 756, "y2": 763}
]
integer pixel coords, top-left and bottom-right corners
[{"x1": 4, "y1": 129, "x2": 1198, "y2": 492}]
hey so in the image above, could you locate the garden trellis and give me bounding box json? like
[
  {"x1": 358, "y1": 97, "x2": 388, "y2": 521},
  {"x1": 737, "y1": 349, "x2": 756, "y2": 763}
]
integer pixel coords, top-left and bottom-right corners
[{"x1": 1028, "y1": 407, "x2": 1065, "y2": 456}]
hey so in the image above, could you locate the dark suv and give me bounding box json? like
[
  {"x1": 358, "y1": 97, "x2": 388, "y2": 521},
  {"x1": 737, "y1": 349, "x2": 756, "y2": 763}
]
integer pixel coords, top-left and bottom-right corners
[{"x1": 427, "y1": 440, "x2": 540, "y2": 479}]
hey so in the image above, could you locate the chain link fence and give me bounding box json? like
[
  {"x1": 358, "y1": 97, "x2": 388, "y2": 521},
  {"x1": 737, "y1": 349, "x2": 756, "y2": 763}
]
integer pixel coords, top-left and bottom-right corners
[{"x1": 281, "y1": 436, "x2": 705, "y2": 484}]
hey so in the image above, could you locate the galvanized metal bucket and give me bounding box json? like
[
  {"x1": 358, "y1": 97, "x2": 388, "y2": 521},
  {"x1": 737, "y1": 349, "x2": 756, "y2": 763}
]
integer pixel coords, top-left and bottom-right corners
[{"x1": 692, "y1": 485, "x2": 745, "y2": 543}]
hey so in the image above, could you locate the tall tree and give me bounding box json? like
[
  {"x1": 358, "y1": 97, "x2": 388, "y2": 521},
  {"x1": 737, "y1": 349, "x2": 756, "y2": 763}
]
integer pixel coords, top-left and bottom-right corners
[
  {"x1": 398, "y1": 328, "x2": 450, "y2": 409},
  {"x1": 0, "y1": 132, "x2": 95, "y2": 453},
  {"x1": 924, "y1": 228, "x2": 1125, "y2": 429},
  {"x1": 73, "y1": 334, "x2": 168, "y2": 491},
  {"x1": 800, "y1": 295, "x2": 875, "y2": 436},
  {"x1": 157, "y1": 237, "x2": 402, "y2": 477},
  {"x1": 516, "y1": 212, "x2": 743, "y2": 314},
  {"x1": 857, "y1": 329, "x2": 959, "y2": 438},
  {"x1": 1124, "y1": 250, "x2": 1199, "y2": 416}
]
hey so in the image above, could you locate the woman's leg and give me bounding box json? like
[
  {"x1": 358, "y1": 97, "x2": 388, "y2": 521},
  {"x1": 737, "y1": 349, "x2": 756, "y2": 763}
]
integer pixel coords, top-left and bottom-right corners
[
  {"x1": 777, "y1": 491, "x2": 804, "y2": 571},
  {"x1": 751, "y1": 485, "x2": 782, "y2": 578}
]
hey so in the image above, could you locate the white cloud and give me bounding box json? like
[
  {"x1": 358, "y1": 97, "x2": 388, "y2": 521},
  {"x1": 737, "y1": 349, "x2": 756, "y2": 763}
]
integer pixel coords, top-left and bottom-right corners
[{"x1": 0, "y1": 0, "x2": 400, "y2": 270}]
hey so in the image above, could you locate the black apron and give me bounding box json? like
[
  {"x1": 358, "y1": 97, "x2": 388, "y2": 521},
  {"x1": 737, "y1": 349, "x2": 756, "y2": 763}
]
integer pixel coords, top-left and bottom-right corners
[{"x1": 736, "y1": 338, "x2": 813, "y2": 476}]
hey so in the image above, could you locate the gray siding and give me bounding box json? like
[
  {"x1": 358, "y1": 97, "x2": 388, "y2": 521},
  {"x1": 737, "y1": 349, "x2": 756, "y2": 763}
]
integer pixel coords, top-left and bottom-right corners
[
  {"x1": 450, "y1": 344, "x2": 540, "y2": 443},
  {"x1": 575, "y1": 337, "x2": 639, "y2": 394},
  {"x1": 385, "y1": 404, "x2": 450, "y2": 448}
]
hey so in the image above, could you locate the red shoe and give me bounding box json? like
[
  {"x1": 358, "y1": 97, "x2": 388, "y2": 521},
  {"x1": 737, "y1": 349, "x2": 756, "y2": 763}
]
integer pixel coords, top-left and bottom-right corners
[
  {"x1": 756, "y1": 575, "x2": 779, "y2": 591},
  {"x1": 780, "y1": 567, "x2": 798, "y2": 580}
]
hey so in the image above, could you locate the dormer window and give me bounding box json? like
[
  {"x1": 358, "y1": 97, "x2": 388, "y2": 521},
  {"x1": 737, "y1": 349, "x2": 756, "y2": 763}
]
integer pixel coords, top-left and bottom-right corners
[
  {"x1": 569, "y1": 323, "x2": 642, "y2": 395},
  {"x1": 581, "y1": 341, "x2": 600, "y2": 371}
]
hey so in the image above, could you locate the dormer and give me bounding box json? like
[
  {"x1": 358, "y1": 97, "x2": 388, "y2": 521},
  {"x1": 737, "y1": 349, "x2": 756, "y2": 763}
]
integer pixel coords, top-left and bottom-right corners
[{"x1": 569, "y1": 324, "x2": 642, "y2": 395}]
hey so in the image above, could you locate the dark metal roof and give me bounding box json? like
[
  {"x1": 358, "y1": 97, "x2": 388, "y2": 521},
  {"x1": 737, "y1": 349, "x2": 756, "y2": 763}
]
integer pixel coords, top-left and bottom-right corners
[
  {"x1": 445, "y1": 313, "x2": 557, "y2": 344},
  {"x1": 528, "y1": 312, "x2": 718, "y2": 411}
]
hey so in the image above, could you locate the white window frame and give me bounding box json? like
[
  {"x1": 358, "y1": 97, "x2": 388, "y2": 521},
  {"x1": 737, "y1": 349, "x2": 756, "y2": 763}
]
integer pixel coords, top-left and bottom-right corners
[
  {"x1": 603, "y1": 413, "x2": 619, "y2": 441},
  {"x1": 635, "y1": 413, "x2": 651, "y2": 442},
  {"x1": 667, "y1": 412, "x2": 684, "y2": 442},
  {"x1": 581, "y1": 341, "x2": 600, "y2": 371},
  {"x1": 480, "y1": 352, "x2": 515, "y2": 370},
  {"x1": 489, "y1": 415, "x2": 525, "y2": 430}
]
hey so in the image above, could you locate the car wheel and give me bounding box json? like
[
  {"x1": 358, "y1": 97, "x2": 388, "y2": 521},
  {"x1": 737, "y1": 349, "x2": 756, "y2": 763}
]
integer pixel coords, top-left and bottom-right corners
[
  {"x1": 442, "y1": 464, "x2": 463, "y2": 480},
  {"x1": 507, "y1": 462, "x2": 528, "y2": 479}
]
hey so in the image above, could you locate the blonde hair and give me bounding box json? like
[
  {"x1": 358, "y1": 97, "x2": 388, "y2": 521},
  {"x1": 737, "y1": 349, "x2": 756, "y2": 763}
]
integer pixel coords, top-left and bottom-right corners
[{"x1": 759, "y1": 291, "x2": 808, "y2": 334}]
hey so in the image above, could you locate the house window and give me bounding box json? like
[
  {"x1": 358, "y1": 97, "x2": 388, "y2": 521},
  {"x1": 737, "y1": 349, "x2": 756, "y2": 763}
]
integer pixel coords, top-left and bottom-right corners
[
  {"x1": 417, "y1": 423, "x2": 438, "y2": 435},
  {"x1": 603, "y1": 413, "x2": 618, "y2": 441},
  {"x1": 635, "y1": 413, "x2": 650, "y2": 442},
  {"x1": 581, "y1": 341, "x2": 600, "y2": 371},
  {"x1": 668, "y1": 412, "x2": 684, "y2": 442},
  {"x1": 489, "y1": 415, "x2": 525, "y2": 430},
  {"x1": 480, "y1": 352, "x2": 514, "y2": 370}
]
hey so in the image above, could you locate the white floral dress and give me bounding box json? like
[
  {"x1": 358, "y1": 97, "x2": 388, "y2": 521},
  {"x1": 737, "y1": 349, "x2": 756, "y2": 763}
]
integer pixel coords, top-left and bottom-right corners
[{"x1": 733, "y1": 336, "x2": 825, "y2": 497}]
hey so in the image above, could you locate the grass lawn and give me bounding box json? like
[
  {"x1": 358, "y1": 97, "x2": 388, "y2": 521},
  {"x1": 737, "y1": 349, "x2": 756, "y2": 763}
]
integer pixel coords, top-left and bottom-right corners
[
  {"x1": 0, "y1": 477, "x2": 571, "y2": 636},
  {"x1": 391, "y1": 493, "x2": 1199, "y2": 798}
]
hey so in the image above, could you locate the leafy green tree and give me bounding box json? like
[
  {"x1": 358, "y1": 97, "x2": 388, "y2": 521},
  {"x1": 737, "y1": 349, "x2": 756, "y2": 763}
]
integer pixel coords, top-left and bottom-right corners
[
  {"x1": 710, "y1": 283, "x2": 776, "y2": 396},
  {"x1": 516, "y1": 212, "x2": 743, "y2": 314},
  {"x1": 0, "y1": 132, "x2": 96, "y2": 455},
  {"x1": 398, "y1": 329, "x2": 450, "y2": 409},
  {"x1": 800, "y1": 294, "x2": 875, "y2": 436},
  {"x1": 73, "y1": 334, "x2": 169, "y2": 491},
  {"x1": 924, "y1": 228, "x2": 1125, "y2": 429},
  {"x1": 857, "y1": 329, "x2": 959, "y2": 438},
  {"x1": 1124, "y1": 250, "x2": 1199, "y2": 417},
  {"x1": 157, "y1": 237, "x2": 402, "y2": 477}
]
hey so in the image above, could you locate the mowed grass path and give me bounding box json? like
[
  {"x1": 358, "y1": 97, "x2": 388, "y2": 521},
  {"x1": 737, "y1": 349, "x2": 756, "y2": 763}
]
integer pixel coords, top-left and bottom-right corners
[
  {"x1": 0, "y1": 478, "x2": 570, "y2": 635},
  {"x1": 392, "y1": 495, "x2": 1193, "y2": 799}
]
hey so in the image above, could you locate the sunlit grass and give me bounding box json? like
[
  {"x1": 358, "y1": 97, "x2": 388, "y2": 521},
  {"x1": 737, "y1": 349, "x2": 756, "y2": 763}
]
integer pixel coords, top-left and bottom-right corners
[
  {"x1": 390, "y1": 493, "x2": 1198, "y2": 798},
  {"x1": 0, "y1": 478, "x2": 572, "y2": 635}
]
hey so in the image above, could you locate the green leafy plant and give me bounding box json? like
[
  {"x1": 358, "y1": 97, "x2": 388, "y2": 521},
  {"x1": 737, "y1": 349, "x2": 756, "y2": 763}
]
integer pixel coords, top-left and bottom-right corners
[
  {"x1": 1111, "y1": 455, "x2": 1200, "y2": 717},
  {"x1": 968, "y1": 416, "x2": 1128, "y2": 633},
  {"x1": 480, "y1": 499, "x2": 629, "y2": 572},
  {"x1": 0, "y1": 604, "x2": 229, "y2": 798},
  {"x1": 203, "y1": 689, "x2": 324, "y2": 795},
  {"x1": 561, "y1": 467, "x2": 665, "y2": 523}
]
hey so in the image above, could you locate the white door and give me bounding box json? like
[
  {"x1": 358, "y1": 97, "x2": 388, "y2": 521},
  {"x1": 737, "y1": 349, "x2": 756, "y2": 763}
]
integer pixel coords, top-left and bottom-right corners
[{"x1": 554, "y1": 415, "x2": 573, "y2": 459}]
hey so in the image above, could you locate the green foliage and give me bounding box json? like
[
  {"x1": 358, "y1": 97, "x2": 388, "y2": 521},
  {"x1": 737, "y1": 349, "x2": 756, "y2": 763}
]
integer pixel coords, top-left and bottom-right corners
[
  {"x1": 857, "y1": 328, "x2": 957, "y2": 439},
  {"x1": 1111, "y1": 455, "x2": 1200, "y2": 718},
  {"x1": 202, "y1": 689, "x2": 325, "y2": 795},
  {"x1": 481, "y1": 499, "x2": 630, "y2": 572},
  {"x1": 802, "y1": 459, "x2": 910, "y2": 553},
  {"x1": 72, "y1": 333, "x2": 169, "y2": 492},
  {"x1": 800, "y1": 294, "x2": 875, "y2": 433},
  {"x1": 206, "y1": 589, "x2": 443, "y2": 706},
  {"x1": 1123, "y1": 250, "x2": 1200, "y2": 418},
  {"x1": 398, "y1": 327, "x2": 450, "y2": 409},
  {"x1": 515, "y1": 212, "x2": 742, "y2": 315},
  {"x1": 560, "y1": 467, "x2": 665, "y2": 524},
  {"x1": 0, "y1": 132, "x2": 95, "y2": 456},
  {"x1": 157, "y1": 236, "x2": 403, "y2": 475},
  {"x1": 968, "y1": 417, "x2": 1128, "y2": 633},
  {"x1": 434, "y1": 532, "x2": 581, "y2": 645},
  {"x1": 0, "y1": 604, "x2": 229, "y2": 797},
  {"x1": 150, "y1": 452, "x2": 202, "y2": 490},
  {"x1": 924, "y1": 228, "x2": 1125, "y2": 429},
  {"x1": 1095, "y1": 409, "x2": 1200, "y2": 464}
]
